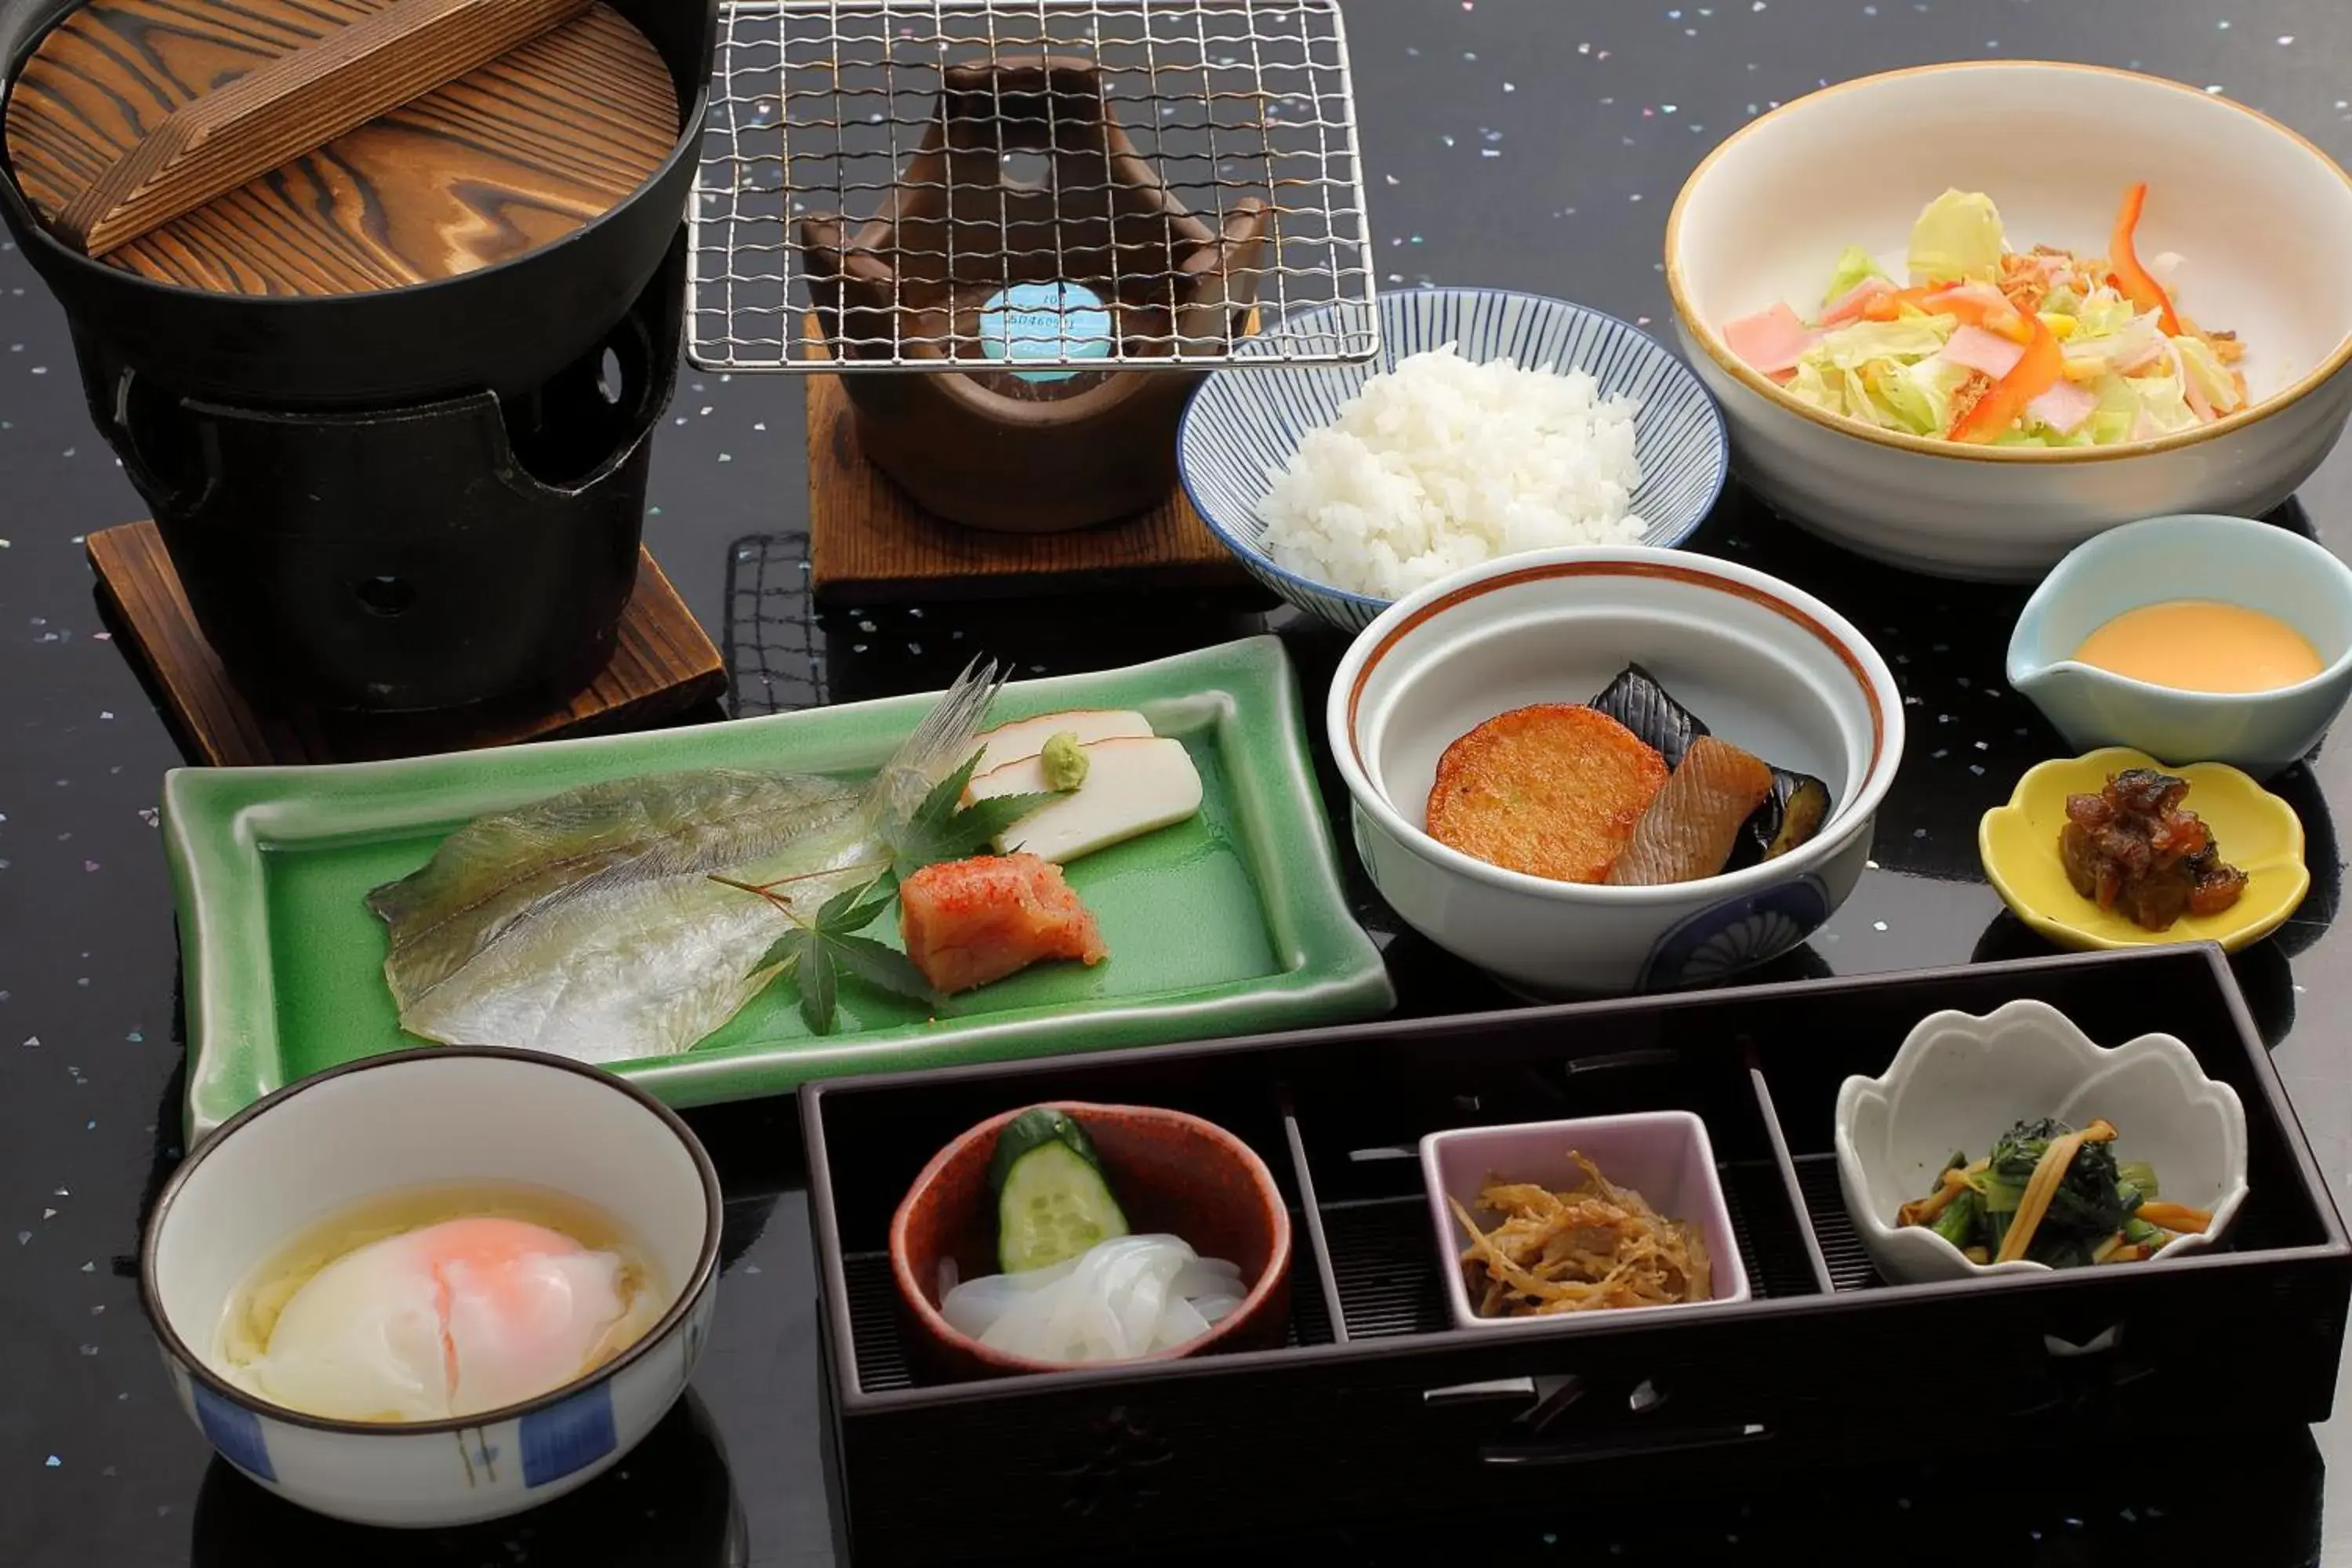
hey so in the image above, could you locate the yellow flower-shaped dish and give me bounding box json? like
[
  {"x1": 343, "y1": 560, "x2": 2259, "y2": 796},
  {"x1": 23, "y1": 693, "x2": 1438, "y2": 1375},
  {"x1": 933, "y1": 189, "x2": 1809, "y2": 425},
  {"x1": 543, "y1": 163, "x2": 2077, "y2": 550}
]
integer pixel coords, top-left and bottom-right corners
[{"x1": 1980, "y1": 748, "x2": 2309, "y2": 953}]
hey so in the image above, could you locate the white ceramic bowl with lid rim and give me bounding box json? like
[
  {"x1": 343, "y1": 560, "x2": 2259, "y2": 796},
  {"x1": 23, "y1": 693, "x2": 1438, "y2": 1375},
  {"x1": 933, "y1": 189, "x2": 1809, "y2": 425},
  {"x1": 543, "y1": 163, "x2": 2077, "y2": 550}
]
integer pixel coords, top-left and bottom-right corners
[
  {"x1": 142, "y1": 1047, "x2": 723, "y2": 1528},
  {"x1": 1834, "y1": 999, "x2": 2249, "y2": 1285},
  {"x1": 1327, "y1": 545, "x2": 1904, "y2": 995},
  {"x1": 1667, "y1": 61, "x2": 2352, "y2": 580}
]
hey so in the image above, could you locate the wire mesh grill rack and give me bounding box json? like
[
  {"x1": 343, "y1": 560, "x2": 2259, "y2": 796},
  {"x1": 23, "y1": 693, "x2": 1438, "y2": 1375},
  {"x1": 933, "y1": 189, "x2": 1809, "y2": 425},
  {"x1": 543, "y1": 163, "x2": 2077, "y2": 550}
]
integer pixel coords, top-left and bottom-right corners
[
  {"x1": 688, "y1": 0, "x2": 1378, "y2": 372},
  {"x1": 724, "y1": 532, "x2": 829, "y2": 715}
]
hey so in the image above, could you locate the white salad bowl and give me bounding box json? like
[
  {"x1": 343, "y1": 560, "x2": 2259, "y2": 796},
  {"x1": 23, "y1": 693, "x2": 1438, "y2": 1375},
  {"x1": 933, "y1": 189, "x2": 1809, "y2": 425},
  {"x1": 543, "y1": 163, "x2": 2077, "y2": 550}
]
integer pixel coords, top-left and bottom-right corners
[
  {"x1": 1178, "y1": 286, "x2": 1729, "y2": 633},
  {"x1": 1834, "y1": 1000, "x2": 2249, "y2": 1286},
  {"x1": 1667, "y1": 61, "x2": 2352, "y2": 580},
  {"x1": 141, "y1": 1047, "x2": 723, "y2": 1528},
  {"x1": 1327, "y1": 545, "x2": 1904, "y2": 996}
]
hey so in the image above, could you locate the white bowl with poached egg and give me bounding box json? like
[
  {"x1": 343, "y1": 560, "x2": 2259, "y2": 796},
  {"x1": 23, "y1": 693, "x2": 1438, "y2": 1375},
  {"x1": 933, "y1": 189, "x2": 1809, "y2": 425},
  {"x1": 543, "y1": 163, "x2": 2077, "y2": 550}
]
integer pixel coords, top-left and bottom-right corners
[{"x1": 141, "y1": 1047, "x2": 722, "y2": 1528}]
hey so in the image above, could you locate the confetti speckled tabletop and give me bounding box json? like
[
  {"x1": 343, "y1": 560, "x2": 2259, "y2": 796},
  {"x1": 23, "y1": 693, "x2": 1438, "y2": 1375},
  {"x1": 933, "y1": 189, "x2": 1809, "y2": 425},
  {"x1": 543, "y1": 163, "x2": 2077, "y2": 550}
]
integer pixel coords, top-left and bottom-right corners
[{"x1": 5, "y1": 1, "x2": 2352, "y2": 1563}]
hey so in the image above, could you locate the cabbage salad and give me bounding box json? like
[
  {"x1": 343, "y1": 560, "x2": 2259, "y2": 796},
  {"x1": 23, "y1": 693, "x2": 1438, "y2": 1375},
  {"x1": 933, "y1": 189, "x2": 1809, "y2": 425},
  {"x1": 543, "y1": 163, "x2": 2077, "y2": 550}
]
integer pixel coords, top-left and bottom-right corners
[{"x1": 1721, "y1": 187, "x2": 2246, "y2": 446}]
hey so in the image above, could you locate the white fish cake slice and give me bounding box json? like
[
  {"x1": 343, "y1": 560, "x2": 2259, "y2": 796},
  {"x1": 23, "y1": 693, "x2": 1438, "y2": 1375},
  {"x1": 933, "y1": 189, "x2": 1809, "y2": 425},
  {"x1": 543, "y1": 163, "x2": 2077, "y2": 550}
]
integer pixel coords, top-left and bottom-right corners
[
  {"x1": 969, "y1": 736, "x2": 1203, "y2": 864},
  {"x1": 969, "y1": 710, "x2": 1153, "y2": 776}
]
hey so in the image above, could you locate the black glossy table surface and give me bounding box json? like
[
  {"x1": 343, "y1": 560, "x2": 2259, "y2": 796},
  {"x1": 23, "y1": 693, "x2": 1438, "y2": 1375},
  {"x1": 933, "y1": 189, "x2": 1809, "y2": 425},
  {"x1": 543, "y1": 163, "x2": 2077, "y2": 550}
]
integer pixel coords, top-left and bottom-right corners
[{"x1": 6, "y1": 0, "x2": 2352, "y2": 1563}]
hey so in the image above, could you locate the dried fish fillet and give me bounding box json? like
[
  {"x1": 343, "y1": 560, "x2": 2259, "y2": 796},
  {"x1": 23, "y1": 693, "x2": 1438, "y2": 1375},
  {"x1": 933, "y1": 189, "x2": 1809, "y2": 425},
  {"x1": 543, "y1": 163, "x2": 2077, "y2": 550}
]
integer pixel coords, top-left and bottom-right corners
[{"x1": 368, "y1": 661, "x2": 1005, "y2": 1061}]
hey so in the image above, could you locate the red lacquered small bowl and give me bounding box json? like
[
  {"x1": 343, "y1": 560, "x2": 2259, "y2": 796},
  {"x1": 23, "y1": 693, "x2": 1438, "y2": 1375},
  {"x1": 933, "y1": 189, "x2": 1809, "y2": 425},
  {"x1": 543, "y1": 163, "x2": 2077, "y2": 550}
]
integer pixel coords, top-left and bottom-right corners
[{"x1": 888, "y1": 1102, "x2": 1294, "y2": 1380}]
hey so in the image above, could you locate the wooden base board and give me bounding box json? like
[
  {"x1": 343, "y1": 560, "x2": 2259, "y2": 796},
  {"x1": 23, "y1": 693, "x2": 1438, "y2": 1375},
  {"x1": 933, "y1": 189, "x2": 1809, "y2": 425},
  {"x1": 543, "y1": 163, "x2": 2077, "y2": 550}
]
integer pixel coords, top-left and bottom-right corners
[
  {"x1": 802, "y1": 346, "x2": 1259, "y2": 608},
  {"x1": 89, "y1": 520, "x2": 726, "y2": 766}
]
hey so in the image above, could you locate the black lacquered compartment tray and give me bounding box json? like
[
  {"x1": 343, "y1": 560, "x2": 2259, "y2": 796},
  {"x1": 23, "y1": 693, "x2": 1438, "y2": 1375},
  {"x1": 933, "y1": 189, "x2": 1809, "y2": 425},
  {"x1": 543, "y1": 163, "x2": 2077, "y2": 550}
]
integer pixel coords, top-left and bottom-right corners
[{"x1": 800, "y1": 946, "x2": 2351, "y2": 1566}]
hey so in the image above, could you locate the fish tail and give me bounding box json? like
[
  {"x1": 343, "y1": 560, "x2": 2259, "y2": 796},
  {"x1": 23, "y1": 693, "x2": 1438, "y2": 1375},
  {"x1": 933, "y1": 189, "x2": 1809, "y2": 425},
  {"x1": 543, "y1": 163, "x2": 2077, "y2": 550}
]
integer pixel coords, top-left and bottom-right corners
[{"x1": 862, "y1": 657, "x2": 1005, "y2": 826}]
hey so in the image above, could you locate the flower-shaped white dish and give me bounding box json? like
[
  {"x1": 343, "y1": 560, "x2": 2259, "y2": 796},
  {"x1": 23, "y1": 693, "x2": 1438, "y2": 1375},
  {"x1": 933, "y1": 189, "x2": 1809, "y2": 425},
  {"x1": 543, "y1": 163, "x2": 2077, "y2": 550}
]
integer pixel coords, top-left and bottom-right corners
[{"x1": 1834, "y1": 999, "x2": 2249, "y2": 1285}]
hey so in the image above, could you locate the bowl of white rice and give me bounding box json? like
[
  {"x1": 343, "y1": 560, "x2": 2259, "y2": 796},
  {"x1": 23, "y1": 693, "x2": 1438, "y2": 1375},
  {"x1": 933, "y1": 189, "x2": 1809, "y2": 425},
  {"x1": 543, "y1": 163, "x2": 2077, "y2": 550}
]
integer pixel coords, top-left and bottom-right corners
[{"x1": 1178, "y1": 288, "x2": 1729, "y2": 633}]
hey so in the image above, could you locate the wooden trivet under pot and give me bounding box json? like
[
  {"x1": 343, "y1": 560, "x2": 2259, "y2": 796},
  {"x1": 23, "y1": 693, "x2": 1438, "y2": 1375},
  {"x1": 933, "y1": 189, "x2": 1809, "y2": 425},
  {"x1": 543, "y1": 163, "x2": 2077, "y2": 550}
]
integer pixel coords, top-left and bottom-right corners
[
  {"x1": 89, "y1": 521, "x2": 724, "y2": 766},
  {"x1": 803, "y1": 359, "x2": 1264, "y2": 606}
]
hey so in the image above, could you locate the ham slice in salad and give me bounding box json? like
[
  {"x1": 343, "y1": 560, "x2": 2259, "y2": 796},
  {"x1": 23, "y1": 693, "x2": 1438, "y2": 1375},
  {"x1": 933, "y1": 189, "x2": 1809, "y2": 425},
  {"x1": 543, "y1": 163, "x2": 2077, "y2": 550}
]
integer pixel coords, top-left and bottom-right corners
[
  {"x1": 1721, "y1": 302, "x2": 1821, "y2": 381},
  {"x1": 1819, "y1": 276, "x2": 1896, "y2": 326},
  {"x1": 1939, "y1": 323, "x2": 2026, "y2": 380},
  {"x1": 2024, "y1": 379, "x2": 2100, "y2": 436},
  {"x1": 1944, "y1": 324, "x2": 2098, "y2": 434}
]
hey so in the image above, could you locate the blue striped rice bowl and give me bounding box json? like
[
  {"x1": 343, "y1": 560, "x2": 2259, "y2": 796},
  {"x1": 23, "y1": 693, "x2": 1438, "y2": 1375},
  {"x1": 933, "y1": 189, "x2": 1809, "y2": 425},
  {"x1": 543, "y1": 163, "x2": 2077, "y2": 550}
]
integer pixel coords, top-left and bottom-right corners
[{"x1": 1178, "y1": 288, "x2": 1730, "y2": 633}]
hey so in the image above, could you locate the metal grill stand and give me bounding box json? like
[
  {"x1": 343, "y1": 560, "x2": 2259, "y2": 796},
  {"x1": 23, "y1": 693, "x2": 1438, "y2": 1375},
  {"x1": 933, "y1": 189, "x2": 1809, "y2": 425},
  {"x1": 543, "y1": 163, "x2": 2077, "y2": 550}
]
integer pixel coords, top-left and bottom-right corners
[
  {"x1": 691, "y1": 0, "x2": 1377, "y2": 372},
  {"x1": 690, "y1": 0, "x2": 1377, "y2": 537},
  {"x1": 811, "y1": 53, "x2": 1269, "y2": 528},
  {"x1": 800, "y1": 56, "x2": 1275, "y2": 368}
]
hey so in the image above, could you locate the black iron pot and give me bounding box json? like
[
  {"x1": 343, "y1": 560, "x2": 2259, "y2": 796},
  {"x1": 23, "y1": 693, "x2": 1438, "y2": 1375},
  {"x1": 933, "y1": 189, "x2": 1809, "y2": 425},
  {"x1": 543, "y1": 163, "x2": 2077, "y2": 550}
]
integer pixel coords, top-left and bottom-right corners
[{"x1": 0, "y1": 0, "x2": 716, "y2": 408}]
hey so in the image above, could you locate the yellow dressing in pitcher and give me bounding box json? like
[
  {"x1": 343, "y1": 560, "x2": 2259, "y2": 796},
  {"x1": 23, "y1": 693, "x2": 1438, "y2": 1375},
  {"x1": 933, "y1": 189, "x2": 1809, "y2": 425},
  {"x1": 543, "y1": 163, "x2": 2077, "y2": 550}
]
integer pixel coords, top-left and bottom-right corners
[{"x1": 2073, "y1": 601, "x2": 2324, "y2": 694}]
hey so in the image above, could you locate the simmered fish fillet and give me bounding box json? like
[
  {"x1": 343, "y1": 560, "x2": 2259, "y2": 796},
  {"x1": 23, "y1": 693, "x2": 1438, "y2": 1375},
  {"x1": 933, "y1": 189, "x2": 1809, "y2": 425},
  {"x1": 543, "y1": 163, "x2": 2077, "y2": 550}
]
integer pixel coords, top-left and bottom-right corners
[{"x1": 1606, "y1": 735, "x2": 1776, "y2": 887}]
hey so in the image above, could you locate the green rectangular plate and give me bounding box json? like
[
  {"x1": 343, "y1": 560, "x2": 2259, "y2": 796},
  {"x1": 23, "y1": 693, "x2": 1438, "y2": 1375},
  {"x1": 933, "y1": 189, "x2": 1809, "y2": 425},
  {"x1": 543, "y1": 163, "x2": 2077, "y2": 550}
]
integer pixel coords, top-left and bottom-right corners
[{"x1": 163, "y1": 636, "x2": 1393, "y2": 1138}]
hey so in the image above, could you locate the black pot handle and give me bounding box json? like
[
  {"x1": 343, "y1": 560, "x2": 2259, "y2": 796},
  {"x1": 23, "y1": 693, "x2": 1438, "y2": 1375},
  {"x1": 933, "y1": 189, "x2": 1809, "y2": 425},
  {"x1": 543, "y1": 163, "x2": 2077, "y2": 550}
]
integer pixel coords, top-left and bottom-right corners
[{"x1": 75, "y1": 336, "x2": 214, "y2": 519}]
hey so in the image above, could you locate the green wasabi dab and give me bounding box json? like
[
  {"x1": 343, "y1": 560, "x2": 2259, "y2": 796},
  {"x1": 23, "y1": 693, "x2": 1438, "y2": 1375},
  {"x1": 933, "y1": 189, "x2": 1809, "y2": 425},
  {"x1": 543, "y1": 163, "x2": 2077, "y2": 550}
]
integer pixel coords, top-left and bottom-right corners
[{"x1": 1040, "y1": 731, "x2": 1089, "y2": 791}]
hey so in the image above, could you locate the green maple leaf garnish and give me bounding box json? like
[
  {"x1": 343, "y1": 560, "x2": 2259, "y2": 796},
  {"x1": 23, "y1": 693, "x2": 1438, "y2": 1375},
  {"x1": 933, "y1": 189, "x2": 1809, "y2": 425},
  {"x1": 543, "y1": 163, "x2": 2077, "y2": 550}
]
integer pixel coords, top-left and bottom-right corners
[
  {"x1": 745, "y1": 872, "x2": 935, "y2": 1035},
  {"x1": 885, "y1": 751, "x2": 1065, "y2": 881},
  {"x1": 723, "y1": 750, "x2": 1067, "y2": 1035}
]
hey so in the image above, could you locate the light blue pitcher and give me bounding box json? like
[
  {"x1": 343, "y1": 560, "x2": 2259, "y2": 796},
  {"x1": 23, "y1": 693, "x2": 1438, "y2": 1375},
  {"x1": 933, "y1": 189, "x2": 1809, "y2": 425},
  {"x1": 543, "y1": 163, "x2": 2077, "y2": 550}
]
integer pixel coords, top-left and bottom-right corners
[{"x1": 2006, "y1": 514, "x2": 2352, "y2": 779}]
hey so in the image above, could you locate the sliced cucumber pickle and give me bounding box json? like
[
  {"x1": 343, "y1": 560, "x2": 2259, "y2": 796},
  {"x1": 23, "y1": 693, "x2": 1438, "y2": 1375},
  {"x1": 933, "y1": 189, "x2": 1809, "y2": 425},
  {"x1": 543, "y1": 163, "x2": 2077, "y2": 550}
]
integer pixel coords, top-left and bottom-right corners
[{"x1": 990, "y1": 1110, "x2": 1129, "y2": 1272}]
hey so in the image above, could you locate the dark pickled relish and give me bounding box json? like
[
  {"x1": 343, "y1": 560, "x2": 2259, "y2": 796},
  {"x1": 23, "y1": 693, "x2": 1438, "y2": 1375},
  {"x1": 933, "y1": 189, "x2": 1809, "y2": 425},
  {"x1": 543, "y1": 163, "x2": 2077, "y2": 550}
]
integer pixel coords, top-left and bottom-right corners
[{"x1": 2059, "y1": 768, "x2": 2249, "y2": 931}]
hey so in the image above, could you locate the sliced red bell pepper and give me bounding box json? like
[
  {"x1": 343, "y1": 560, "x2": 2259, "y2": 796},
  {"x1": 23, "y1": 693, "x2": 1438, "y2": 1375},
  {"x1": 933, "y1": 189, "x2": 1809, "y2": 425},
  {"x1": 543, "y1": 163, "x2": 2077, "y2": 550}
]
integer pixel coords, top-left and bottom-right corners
[
  {"x1": 1948, "y1": 308, "x2": 2063, "y2": 443},
  {"x1": 2107, "y1": 183, "x2": 2183, "y2": 337}
]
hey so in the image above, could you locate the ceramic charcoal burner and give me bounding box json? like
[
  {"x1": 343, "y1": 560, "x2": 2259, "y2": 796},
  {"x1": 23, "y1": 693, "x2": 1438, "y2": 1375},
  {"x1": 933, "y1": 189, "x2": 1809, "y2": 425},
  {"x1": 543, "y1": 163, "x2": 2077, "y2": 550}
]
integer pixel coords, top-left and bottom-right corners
[
  {"x1": 801, "y1": 56, "x2": 1272, "y2": 534},
  {"x1": 0, "y1": 0, "x2": 717, "y2": 711}
]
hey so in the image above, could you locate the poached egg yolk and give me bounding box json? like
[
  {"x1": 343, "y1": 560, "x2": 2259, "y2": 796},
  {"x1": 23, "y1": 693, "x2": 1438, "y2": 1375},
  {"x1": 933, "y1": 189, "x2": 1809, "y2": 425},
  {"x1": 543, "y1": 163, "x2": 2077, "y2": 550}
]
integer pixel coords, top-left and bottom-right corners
[{"x1": 253, "y1": 1218, "x2": 633, "y2": 1421}]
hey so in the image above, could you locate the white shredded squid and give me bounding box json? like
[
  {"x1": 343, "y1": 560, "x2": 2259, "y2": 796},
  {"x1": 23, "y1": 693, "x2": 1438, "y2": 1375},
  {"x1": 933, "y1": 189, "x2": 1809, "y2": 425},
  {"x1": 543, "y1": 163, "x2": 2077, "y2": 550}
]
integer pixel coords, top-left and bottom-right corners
[{"x1": 939, "y1": 1235, "x2": 1247, "y2": 1363}]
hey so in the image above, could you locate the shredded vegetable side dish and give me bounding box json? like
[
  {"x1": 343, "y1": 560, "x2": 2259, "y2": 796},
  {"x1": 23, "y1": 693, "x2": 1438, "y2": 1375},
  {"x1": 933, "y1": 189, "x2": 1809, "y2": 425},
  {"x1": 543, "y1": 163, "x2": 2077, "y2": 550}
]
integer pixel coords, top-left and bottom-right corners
[
  {"x1": 1722, "y1": 186, "x2": 2248, "y2": 446},
  {"x1": 1449, "y1": 1152, "x2": 1713, "y2": 1316}
]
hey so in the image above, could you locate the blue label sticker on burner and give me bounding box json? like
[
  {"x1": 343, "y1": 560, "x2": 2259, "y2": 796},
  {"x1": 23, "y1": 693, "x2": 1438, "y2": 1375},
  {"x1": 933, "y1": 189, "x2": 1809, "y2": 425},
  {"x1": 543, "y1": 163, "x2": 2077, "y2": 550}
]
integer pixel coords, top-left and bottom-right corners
[{"x1": 979, "y1": 281, "x2": 1114, "y2": 382}]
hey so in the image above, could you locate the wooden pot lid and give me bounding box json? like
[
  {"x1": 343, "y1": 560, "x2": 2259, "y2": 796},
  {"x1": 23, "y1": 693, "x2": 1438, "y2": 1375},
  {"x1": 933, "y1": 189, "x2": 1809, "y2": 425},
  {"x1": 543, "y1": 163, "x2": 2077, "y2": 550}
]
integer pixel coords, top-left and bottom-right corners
[{"x1": 4, "y1": 0, "x2": 678, "y2": 296}]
